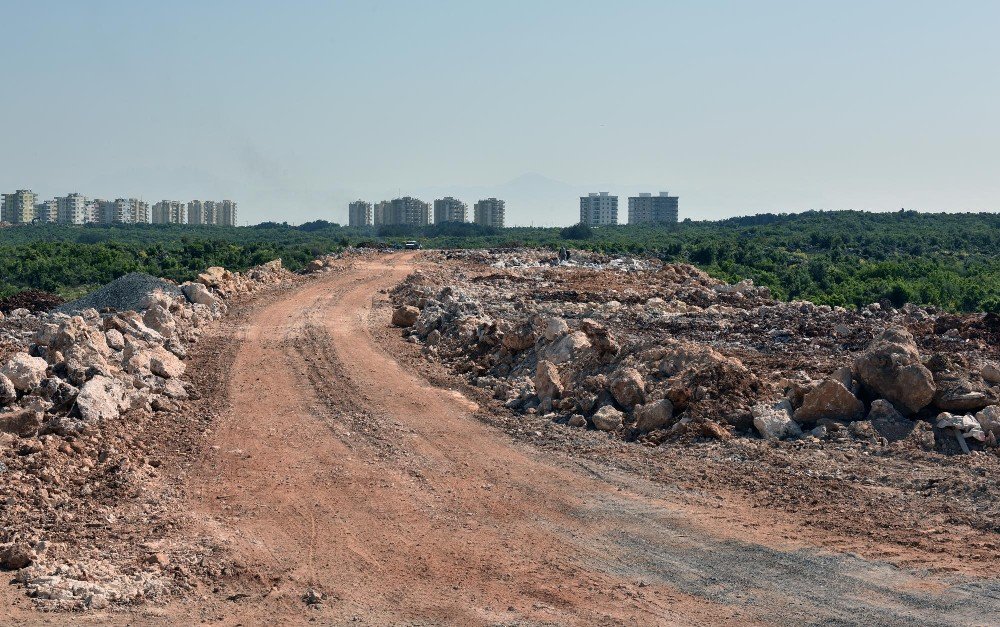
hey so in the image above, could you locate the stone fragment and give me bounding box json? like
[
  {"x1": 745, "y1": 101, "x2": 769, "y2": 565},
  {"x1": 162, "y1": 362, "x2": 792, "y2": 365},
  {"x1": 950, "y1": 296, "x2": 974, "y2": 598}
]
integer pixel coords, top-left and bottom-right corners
[
  {"x1": 982, "y1": 362, "x2": 1000, "y2": 386},
  {"x1": 752, "y1": 399, "x2": 802, "y2": 440},
  {"x1": 633, "y1": 399, "x2": 674, "y2": 432},
  {"x1": 544, "y1": 331, "x2": 591, "y2": 365},
  {"x1": 974, "y1": 405, "x2": 1000, "y2": 438},
  {"x1": 391, "y1": 305, "x2": 420, "y2": 327},
  {"x1": 0, "y1": 353, "x2": 48, "y2": 391},
  {"x1": 76, "y1": 375, "x2": 128, "y2": 422},
  {"x1": 853, "y1": 327, "x2": 934, "y2": 414},
  {"x1": 181, "y1": 282, "x2": 220, "y2": 307},
  {"x1": 793, "y1": 379, "x2": 863, "y2": 423},
  {"x1": 501, "y1": 322, "x2": 536, "y2": 351},
  {"x1": 0, "y1": 543, "x2": 34, "y2": 570},
  {"x1": 867, "y1": 399, "x2": 914, "y2": 442},
  {"x1": 592, "y1": 405, "x2": 624, "y2": 431},
  {"x1": 0, "y1": 373, "x2": 15, "y2": 405},
  {"x1": 542, "y1": 317, "x2": 569, "y2": 341},
  {"x1": 534, "y1": 360, "x2": 562, "y2": 405},
  {"x1": 0, "y1": 409, "x2": 41, "y2": 437},
  {"x1": 610, "y1": 367, "x2": 645, "y2": 409},
  {"x1": 567, "y1": 414, "x2": 587, "y2": 428}
]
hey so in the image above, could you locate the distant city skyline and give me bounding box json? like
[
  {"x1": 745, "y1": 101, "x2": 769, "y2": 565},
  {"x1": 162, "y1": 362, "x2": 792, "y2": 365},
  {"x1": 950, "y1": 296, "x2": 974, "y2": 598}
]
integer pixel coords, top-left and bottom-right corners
[{"x1": 0, "y1": 2, "x2": 997, "y2": 226}]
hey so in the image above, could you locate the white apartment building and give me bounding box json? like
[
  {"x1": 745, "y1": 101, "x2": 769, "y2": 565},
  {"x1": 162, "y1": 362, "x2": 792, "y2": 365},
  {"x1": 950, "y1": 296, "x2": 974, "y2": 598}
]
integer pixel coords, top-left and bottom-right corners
[
  {"x1": 56, "y1": 193, "x2": 89, "y2": 224},
  {"x1": 349, "y1": 200, "x2": 373, "y2": 227},
  {"x1": 35, "y1": 200, "x2": 58, "y2": 223},
  {"x1": 152, "y1": 200, "x2": 186, "y2": 224},
  {"x1": 433, "y1": 197, "x2": 467, "y2": 224},
  {"x1": 627, "y1": 192, "x2": 679, "y2": 225},
  {"x1": 2, "y1": 190, "x2": 37, "y2": 224},
  {"x1": 473, "y1": 198, "x2": 505, "y2": 228},
  {"x1": 217, "y1": 200, "x2": 237, "y2": 226},
  {"x1": 579, "y1": 192, "x2": 618, "y2": 226}
]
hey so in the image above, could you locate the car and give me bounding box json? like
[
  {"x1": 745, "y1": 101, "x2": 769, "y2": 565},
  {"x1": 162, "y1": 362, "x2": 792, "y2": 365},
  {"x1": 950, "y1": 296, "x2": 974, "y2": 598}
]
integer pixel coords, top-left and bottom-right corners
[{"x1": 403, "y1": 240, "x2": 421, "y2": 250}]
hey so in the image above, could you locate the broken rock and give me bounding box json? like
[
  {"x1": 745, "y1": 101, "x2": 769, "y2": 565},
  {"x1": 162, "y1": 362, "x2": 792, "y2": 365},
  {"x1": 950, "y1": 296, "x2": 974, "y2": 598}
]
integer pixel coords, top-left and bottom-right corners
[
  {"x1": 0, "y1": 353, "x2": 48, "y2": 392},
  {"x1": 853, "y1": 327, "x2": 935, "y2": 414},
  {"x1": 867, "y1": 399, "x2": 914, "y2": 442},
  {"x1": 793, "y1": 379, "x2": 863, "y2": 423},
  {"x1": 633, "y1": 398, "x2": 674, "y2": 432},
  {"x1": 752, "y1": 400, "x2": 802, "y2": 440},
  {"x1": 76, "y1": 375, "x2": 128, "y2": 423},
  {"x1": 592, "y1": 405, "x2": 624, "y2": 431},
  {"x1": 610, "y1": 367, "x2": 645, "y2": 409},
  {"x1": 391, "y1": 305, "x2": 420, "y2": 327}
]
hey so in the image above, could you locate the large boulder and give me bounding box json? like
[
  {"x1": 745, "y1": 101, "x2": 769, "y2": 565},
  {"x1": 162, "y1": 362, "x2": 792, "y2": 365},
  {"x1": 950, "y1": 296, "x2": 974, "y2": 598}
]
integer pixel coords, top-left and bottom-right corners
[
  {"x1": 592, "y1": 405, "x2": 624, "y2": 431},
  {"x1": 391, "y1": 305, "x2": 420, "y2": 327},
  {"x1": 142, "y1": 304, "x2": 177, "y2": 338},
  {"x1": 197, "y1": 266, "x2": 231, "y2": 288},
  {"x1": 0, "y1": 354, "x2": 48, "y2": 392},
  {"x1": 76, "y1": 375, "x2": 128, "y2": 423},
  {"x1": 793, "y1": 379, "x2": 863, "y2": 423},
  {"x1": 932, "y1": 374, "x2": 992, "y2": 413},
  {"x1": 633, "y1": 399, "x2": 674, "y2": 432},
  {"x1": 181, "y1": 282, "x2": 220, "y2": 307},
  {"x1": 534, "y1": 360, "x2": 562, "y2": 404},
  {"x1": 853, "y1": 328, "x2": 935, "y2": 414},
  {"x1": 150, "y1": 348, "x2": 185, "y2": 379},
  {"x1": 544, "y1": 331, "x2": 591, "y2": 365},
  {"x1": 610, "y1": 367, "x2": 645, "y2": 409},
  {"x1": 752, "y1": 400, "x2": 801, "y2": 440},
  {"x1": 867, "y1": 399, "x2": 914, "y2": 442}
]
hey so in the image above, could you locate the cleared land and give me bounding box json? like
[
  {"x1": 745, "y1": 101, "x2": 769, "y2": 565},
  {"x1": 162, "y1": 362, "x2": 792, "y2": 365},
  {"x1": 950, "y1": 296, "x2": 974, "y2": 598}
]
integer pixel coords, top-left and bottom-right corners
[{"x1": 6, "y1": 252, "x2": 998, "y2": 625}]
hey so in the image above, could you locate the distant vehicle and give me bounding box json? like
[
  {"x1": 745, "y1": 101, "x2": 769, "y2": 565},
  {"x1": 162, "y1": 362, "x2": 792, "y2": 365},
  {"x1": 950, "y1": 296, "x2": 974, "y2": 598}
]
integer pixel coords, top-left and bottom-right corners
[{"x1": 404, "y1": 241, "x2": 421, "y2": 250}]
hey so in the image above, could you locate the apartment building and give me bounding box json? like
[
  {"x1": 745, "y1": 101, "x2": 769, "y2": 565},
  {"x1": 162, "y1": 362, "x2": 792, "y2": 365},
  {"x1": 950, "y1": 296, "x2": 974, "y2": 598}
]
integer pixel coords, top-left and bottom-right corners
[
  {"x1": 55, "y1": 193, "x2": 89, "y2": 224},
  {"x1": 2, "y1": 190, "x2": 37, "y2": 224},
  {"x1": 377, "y1": 197, "x2": 430, "y2": 226},
  {"x1": 152, "y1": 200, "x2": 186, "y2": 224},
  {"x1": 627, "y1": 192, "x2": 679, "y2": 225},
  {"x1": 98, "y1": 199, "x2": 131, "y2": 224},
  {"x1": 217, "y1": 200, "x2": 237, "y2": 226},
  {"x1": 579, "y1": 192, "x2": 618, "y2": 226},
  {"x1": 349, "y1": 200, "x2": 373, "y2": 227},
  {"x1": 35, "y1": 199, "x2": 58, "y2": 223},
  {"x1": 433, "y1": 197, "x2": 467, "y2": 224},
  {"x1": 133, "y1": 199, "x2": 150, "y2": 224},
  {"x1": 473, "y1": 198, "x2": 505, "y2": 228}
]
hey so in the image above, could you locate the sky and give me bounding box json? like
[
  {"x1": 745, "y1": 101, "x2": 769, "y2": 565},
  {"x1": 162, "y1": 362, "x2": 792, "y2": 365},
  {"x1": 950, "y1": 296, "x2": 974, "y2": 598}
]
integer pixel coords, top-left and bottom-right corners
[{"x1": 1, "y1": 0, "x2": 998, "y2": 226}]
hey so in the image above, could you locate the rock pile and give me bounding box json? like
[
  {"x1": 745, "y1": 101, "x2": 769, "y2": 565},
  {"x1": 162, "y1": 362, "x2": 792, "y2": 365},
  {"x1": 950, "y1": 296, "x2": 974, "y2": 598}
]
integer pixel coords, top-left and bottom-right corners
[
  {"x1": 391, "y1": 249, "x2": 1000, "y2": 454},
  {"x1": 0, "y1": 259, "x2": 292, "y2": 610}
]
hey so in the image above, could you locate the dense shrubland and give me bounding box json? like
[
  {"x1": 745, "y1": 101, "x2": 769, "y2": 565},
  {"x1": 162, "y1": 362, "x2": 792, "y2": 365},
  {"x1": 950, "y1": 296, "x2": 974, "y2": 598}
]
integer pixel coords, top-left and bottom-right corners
[{"x1": 2, "y1": 210, "x2": 1000, "y2": 312}]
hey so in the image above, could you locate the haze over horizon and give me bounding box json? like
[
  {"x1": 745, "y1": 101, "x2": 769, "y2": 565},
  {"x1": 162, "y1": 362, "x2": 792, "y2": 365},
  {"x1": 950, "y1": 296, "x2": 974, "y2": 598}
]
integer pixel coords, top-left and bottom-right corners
[{"x1": 2, "y1": 1, "x2": 998, "y2": 227}]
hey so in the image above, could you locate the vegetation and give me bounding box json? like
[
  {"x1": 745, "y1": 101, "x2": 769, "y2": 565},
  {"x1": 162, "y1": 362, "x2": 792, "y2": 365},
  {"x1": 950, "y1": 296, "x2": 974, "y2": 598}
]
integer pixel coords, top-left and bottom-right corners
[{"x1": 3, "y1": 210, "x2": 1000, "y2": 313}]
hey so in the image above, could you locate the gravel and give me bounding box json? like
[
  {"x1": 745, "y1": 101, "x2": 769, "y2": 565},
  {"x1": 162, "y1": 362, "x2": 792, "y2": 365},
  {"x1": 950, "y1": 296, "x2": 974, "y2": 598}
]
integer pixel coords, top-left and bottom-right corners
[{"x1": 55, "y1": 273, "x2": 182, "y2": 314}]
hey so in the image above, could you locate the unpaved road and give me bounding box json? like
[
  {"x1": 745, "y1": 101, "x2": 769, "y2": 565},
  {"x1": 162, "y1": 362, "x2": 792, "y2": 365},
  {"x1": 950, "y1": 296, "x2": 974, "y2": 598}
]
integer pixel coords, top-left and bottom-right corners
[{"x1": 7, "y1": 253, "x2": 1000, "y2": 625}]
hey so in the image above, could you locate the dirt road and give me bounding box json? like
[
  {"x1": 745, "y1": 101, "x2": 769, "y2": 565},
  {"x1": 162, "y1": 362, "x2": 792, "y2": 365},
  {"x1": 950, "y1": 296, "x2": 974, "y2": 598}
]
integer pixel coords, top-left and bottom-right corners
[{"x1": 9, "y1": 253, "x2": 997, "y2": 625}]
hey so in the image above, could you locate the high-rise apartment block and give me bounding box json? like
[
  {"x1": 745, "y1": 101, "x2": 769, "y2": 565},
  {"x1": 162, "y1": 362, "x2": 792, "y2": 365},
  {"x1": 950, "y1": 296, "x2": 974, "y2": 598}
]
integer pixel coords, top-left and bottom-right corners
[
  {"x1": 187, "y1": 200, "x2": 205, "y2": 224},
  {"x1": 35, "y1": 199, "x2": 58, "y2": 223},
  {"x1": 2, "y1": 190, "x2": 37, "y2": 224},
  {"x1": 55, "y1": 193, "x2": 89, "y2": 224},
  {"x1": 153, "y1": 200, "x2": 186, "y2": 224},
  {"x1": 433, "y1": 197, "x2": 467, "y2": 224},
  {"x1": 217, "y1": 200, "x2": 237, "y2": 226},
  {"x1": 579, "y1": 192, "x2": 618, "y2": 226},
  {"x1": 628, "y1": 192, "x2": 678, "y2": 225},
  {"x1": 473, "y1": 198, "x2": 505, "y2": 228},
  {"x1": 375, "y1": 197, "x2": 430, "y2": 226},
  {"x1": 348, "y1": 200, "x2": 373, "y2": 227}
]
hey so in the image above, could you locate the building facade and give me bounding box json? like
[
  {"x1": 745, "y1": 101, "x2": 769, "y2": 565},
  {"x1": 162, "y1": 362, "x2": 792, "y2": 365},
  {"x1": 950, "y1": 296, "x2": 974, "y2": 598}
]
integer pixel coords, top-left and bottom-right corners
[
  {"x1": 2, "y1": 190, "x2": 37, "y2": 224},
  {"x1": 152, "y1": 200, "x2": 186, "y2": 224},
  {"x1": 187, "y1": 200, "x2": 205, "y2": 224},
  {"x1": 378, "y1": 196, "x2": 430, "y2": 226},
  {"x1": 627, "y1": 192, "x2": 678, "y2": 225},
  {"x1": 433, "y1": 197, "x2": 467, "y2": 224},
  {"x1": 35, "y1": 199, "x2": 58, "y2": 223},
  {"x1": 579, "y1": 192, "x2": 618, "y2": 226},
  {"x1": 55, "y1": 193, "x2": 89, "y2": 224},
  {"x1": 217, "y1": 200, "x2": 237, "y2": 226},
  {"x1": 348, "y1": 200, "x2": 372, "y2": 227},
  {"x1": 473, "y1": 198, "x2": 505, "y2": 228}
]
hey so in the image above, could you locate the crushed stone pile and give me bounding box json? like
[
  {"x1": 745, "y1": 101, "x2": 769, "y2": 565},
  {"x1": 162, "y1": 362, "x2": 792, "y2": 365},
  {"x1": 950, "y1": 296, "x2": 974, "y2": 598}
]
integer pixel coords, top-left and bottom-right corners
[
  {"x1": 0, "y1": 258, "x2": 296, "y2": 610},
  {"x1": 54, "y1": 273, "x2": 182, "y2": 315}
]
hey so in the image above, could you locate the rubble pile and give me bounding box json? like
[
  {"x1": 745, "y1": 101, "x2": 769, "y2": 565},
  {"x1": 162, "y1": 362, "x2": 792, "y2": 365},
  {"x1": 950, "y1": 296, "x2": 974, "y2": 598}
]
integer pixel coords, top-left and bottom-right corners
[
  {"x1": 0, "y1": 259, "x2": 291, "y2": 610},
  {"x1": 391, "y1": 249, "x2": 1000, "y2": 454}
]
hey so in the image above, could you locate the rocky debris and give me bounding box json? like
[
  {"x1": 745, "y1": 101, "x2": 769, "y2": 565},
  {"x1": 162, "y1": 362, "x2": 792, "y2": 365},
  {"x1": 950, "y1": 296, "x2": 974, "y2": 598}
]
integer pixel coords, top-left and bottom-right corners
[
  {"x1": 936, "y1": 412, "x2": 986, "y2": 442},
  {"x1": 793, "y1": 378, "x2": 864, "y2": 423},
  {"x1": 592, "y1": 405, "x2": 624, "y2": 431},
  {"x1": 752, "y1": 400, "x2": 802, "y2": 440},
  {"x1": 975, "y1": 406, "x2": 1000, "y2": 439},
  {"x1": 392, "y1": 305, "x2": 420, "y2": 327},
  {"x1": 55, "y1": 273, "x2": 182, "y2": 315},
  {"x1": 0, "y1": 255, "x2": 300, "y2": 611},
  {"x1": 1, "y1": 353, "x2": 48, "y2": 391},
  {"x1": 391, "y1": 249, "x2": 1000, "y2": 456},
  {"x1": 854, "y1": 328, "x2": 935, "y2": 414}
]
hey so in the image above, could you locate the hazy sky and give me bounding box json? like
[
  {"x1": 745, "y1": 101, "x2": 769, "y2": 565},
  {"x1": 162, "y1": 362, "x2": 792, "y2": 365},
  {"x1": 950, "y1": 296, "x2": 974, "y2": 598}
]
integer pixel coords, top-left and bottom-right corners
[{"x1": 2, "y1": 1, "x2": 998, "y2": 225}]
